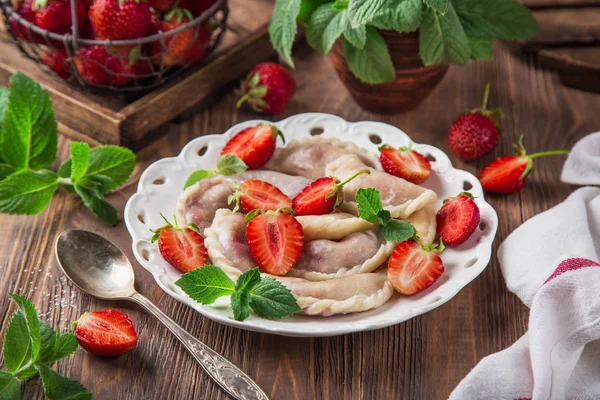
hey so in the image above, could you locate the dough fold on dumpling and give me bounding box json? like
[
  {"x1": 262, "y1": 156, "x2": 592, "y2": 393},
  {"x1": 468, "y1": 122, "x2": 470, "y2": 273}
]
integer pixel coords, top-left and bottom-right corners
[
  {"x1": 403, "y1": 206, "x2": 437, "y2": 244},
  {"x1": 296, "y1": 212, "x2": 374, "y2": 241},
  {"x1": 264, "y1": 136, "x2": 380, "y2": 179},
  {"x1": 326, "y1": 154, "x2": 437, "y2": 219},
  {"x1": 176, "y1": 170, "x2": 311, "y2": 232}
]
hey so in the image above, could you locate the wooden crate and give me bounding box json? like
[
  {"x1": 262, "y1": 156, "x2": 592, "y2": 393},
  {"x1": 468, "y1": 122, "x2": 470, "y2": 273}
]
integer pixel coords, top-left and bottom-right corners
[{"x1": 0, "y1": 0, "x2": 275, "y2": 146}]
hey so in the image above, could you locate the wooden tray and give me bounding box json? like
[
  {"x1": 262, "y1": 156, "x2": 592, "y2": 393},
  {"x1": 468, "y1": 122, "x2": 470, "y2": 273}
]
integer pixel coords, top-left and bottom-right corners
[{"x1": 0, "y1": 0, "x2": 275, "y2": 146}]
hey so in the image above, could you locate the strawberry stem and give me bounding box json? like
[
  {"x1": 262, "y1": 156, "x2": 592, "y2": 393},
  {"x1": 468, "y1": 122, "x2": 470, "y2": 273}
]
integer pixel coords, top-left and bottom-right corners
[
  {"x1": 481, "y1": 83, "x2": 490, "y2": 112},
  {"x1": 236, "y1": 93, "x2": 251, "y2": 109},
  {"x1": 335, "y1": 169, "x2": 370, "y2": 188},
  {"x1": 528, "y1": 150, "x2": 570, "y2": 159}
]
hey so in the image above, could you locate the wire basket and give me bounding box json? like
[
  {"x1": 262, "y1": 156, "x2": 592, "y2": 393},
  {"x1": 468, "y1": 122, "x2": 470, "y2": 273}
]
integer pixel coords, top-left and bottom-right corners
[{"x1": 0, "y1": 0, "x2": 228, "y2": 96}]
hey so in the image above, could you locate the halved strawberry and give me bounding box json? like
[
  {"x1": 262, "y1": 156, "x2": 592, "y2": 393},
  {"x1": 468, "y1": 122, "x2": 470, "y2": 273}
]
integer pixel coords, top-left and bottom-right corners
[
  {"x1": 151, "y1": 216, "x2": 207, "y2": 273},
  {"x1": 436, "y1": 192, "x2": 480, "y2": 246},
  {"x1": 74, "y1": 310, "x2": 137, "y2": 357},
  {"x1": 245, "y1": 209, "x2": 304, "y2": 275},
  {"x1": 387, "y1": 240, "x2": 444, "y2": 295},
  {"x1": 229, "y1": 179, "x2": 292, "y2": 214},
  {"x1": 292, "y1": 169, "x2": 369, "y2": 216},
  {"x1": 220, "y1": 124, "x2": 284, "y2": 169},
  {"x1": 379, "y1": 144, "x2": 431, "y2": 184}
]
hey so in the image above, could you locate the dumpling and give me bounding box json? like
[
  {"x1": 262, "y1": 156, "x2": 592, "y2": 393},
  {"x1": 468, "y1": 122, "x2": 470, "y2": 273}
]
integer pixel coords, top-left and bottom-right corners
[
  {"x1": 176, "y1": 171, "x2": 311, "y2": 232},
  {"x1": 287, "y1": 230, "x2": 396, "y2": 281},
  {"x1": 273, "y1": 271, "x2": 394, "y2": 316},
  {"x1": 403, "y1": 206, "x2": 437, "y2": 244},
  {"x1": 265, "y1": 136, "x2": 380, "y2": 179},
  {"x1": 326, "y1": 154, "x2": 437, "y2": 219},
  {"x1": 296, "y1": 212, "x2": 374, "y2": 241}
]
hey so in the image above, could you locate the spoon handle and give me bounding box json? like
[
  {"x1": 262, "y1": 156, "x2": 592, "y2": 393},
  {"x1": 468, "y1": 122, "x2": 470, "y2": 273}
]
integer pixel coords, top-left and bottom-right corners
[{"x1": 130, "y1": 292, "x2": 269, "y2": 400}]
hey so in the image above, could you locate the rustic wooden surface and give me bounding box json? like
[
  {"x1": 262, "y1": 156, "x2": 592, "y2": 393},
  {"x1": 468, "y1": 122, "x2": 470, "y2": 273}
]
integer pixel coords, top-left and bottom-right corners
[{"x1": 1, "y1": 39, "x2": 600, "y2": 400}]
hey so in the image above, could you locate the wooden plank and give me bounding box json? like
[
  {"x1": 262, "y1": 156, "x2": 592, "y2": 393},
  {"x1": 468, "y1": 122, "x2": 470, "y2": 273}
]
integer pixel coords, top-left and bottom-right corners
[
  {"x1": 538, "y1": 47, "x2": 600, "y2": 92},
  {"x1": 523, "y1": 8, "x2": 600, "y2": 47}
]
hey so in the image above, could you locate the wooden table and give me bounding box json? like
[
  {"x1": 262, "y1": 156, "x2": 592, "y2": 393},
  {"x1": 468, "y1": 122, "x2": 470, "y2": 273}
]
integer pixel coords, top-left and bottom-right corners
[{"x1": 1, "y1": 40, "x2": 600, "y2": 400}]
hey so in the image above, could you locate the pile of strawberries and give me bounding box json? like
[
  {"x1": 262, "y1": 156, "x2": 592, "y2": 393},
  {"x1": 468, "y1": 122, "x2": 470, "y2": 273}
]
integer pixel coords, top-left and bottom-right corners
[{"x1": 8, "y1": 0, "x2": 216, "y2": 86}]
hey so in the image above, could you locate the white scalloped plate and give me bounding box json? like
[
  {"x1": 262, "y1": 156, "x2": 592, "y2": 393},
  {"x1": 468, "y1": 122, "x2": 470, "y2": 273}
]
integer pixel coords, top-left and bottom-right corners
[{"x1": 124, "y1": 113, "x2": 498, "y2": 337}]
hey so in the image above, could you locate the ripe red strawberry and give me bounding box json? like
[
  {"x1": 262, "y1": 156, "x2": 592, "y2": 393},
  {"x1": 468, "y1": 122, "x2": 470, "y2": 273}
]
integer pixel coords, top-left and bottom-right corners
[
  {"x1": 74, "y1": 310, "x2": 137, "y2": 357},
  {"x1": 42, "y1": 48, "x2": 71, "y2": 80},
  {"x1": 292, "y1": 170, "x2": 369, "y2": 216},
  {"x1": 237, "y1": 62, "x2": 296, "y2": 114},
  {"x1": 148, "y1": 0, "x2": 174, "y2": 11},
  {"x1": 448, "y1": 83, "x2": 502, "y2": 161},
  {"x1": 179, "y1": 0, "x2": 213, "y2": 16},
  {"x1": 89, "y1": 0, "x2": 154, "y2": 41},
  {"x1": 74, "y1": 46, "x2": 133, "y2": 86},
  {"x1": 9, "y1": 0, "x2": 40, "y2": 41},
  {"x1": 220, "y1": 124, "x2": 285, "y2": 169},
  {"x1": 478, "y1": 137, "x2": 569, "y2": 194},
  {"x1": 379, "y1": 144, "x2": 431, "y2": 184},
  {"x1": 436, "y1": 192, "x2": 480, "y2": 246},
  {"x1": 33, "y1": 0, "x2": 87, "y2": 35},
  {"x1": 152, "y1": 216, "x2": 208, "y2": 273},
  {"x1": 149, "y1": 8, "x2": 211, "y2": 66},
  {"x1": 387, "y1": 240, "x2": 445, "y2": 295},
  {"x1": 229, "y1": 180, "x2": 292, "y2": 214},
  {"x1": 245, "y1": 209, "x2": 304, "y2": 276}
]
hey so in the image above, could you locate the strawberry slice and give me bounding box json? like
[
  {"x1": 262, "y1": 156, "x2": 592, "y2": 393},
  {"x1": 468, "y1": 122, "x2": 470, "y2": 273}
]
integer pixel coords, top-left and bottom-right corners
[
  {"x1": 245, "y1": 209, "x2": 304, "y2": 275},
  {"x1": 387, "y1": 240, "x2": 444, "y2": 295},
  {"x1": 478, "y1": 137, "x2": 569, "y2": 194},
  {"x1": 220, "y1": 124, "x2": 285, "y2": 169},
  {"x1": 152, "y1": 216, "x2": 207, "y2": 273},
  {"x1": 379, "y1": 144, "x2": 431, "y2": 184},
  {"x1": 74, "y1": 310, "x2": 137, "y2": 357},
  {"x1": 436, "y1": 192, "x2": 480, "y2": 246},
  {"x1": 292, "y1": 169, "x2": 369, "y2": 216},
  {"x1": 229, "y1": 179, "x2": 292, "y2": 214}
]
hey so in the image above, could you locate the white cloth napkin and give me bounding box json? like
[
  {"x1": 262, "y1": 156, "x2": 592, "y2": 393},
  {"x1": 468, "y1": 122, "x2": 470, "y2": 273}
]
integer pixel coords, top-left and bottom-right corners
[{"x1": 450, "y1": 139, "x2": 600, "y2": 399}]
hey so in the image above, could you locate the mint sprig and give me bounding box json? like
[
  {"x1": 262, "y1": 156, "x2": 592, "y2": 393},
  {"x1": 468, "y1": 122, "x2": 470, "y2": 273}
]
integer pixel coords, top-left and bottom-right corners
[
  {"x1": 0, "y1": 72, "x2": 136, "y2": 225},
  {"x1": 183, "y1": 155, "x2": 247, "y2": 189},
  {"x1": 0, "y1": 295, "x2": 91, "y2": 400},
  {"x1": 356, "y1": 188, "x2": 416, "y2": 242},
  {"x1": 175, "y1": 266, "x2": 301, "y2": 321}
]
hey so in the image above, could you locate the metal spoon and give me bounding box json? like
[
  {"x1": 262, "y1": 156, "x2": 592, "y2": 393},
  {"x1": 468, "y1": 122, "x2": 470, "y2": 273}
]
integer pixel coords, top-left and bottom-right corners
[{"x1": 55, "y1": 229, "x2": 269, "y2": 400}]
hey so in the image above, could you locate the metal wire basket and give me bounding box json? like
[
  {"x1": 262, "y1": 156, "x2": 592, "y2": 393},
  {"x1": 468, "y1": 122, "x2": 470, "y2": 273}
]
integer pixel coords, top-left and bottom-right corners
[{"x1": 0, "y1": 0, "x2": 228, "y2": 95}]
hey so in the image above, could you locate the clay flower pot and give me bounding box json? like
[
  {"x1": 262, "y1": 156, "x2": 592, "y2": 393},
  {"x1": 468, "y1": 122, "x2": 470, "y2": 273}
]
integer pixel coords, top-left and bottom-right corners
[{"x1": 330, "y1": 30, "x2": 449, "y2": 114}]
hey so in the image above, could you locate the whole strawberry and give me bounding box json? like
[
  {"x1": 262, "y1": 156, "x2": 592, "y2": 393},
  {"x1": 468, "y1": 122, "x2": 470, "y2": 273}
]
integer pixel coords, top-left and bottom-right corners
[
  {"x1": 89, "y1": 0, "x2": 154, "y2": 41},
  {"x1": 148, "y1": 0, "x2": 174, "y2": 11},
  {"x1": 180, "y1": 0, "x2": 213, "y2": 16},
  {"x1": 9, "y1": 0, "x2": 37, "y2": 41},
  {"x1": 150, "y1": 8, "x2": 211, "y2": 66},
  {"x1": 33, "y1": 0, "x2": 87, "y2": 35},
  {"x1": 42, "y1": 48, "x2": 71, "y2": 80},
  {"x1": 478, "y1": 137, "x2": 569, "y2": 194},
  {"x1": 74, "y1": 46, "x2": 134, "y2": 86},
  {"x1": 237, "y1": 62, "x2": 296, "y2": 114},
  {"x1": 448, "y1": 83, "x2": 502, "y2": 161}
]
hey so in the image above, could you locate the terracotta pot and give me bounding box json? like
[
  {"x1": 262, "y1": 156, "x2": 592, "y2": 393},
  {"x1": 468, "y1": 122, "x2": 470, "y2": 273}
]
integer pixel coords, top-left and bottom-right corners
[{"x1": 330, "y1": 30, "x2": 449, "y2": 114}]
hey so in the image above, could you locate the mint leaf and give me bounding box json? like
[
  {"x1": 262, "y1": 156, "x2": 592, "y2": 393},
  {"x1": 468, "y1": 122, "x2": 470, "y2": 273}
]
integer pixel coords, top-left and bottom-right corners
[
  {"x1": 297, "y1": 0, "x2": 331, "y2": 24},
  {"x1": 249, "y1": 277, "x2": 301, "y2": 319},
  {"x1": 36, "y1": 364, "x2": 92, "y2": 400},
  {"x1": 1, "y1": 72, "x2": 57, "y2": 170},
  {"x1": 36, "y1": 321, "x2": 57, "y2": 366},
  {"x1": 454, "y1": 0, "x2": 539, "y2": 40},
  {"x1": 371, "y1": 0, "x2": 423, "y2": 33},
  {"x1": 9, "y1": 294, "x2": 41, "y2": 362},
  {"x1": 0, "y1": 371, "x2": 19, "y2": 400},
  {"x1": 379, "y1": 219, "x2": 415, "y2": 242},
  {"x1": 347, "y1": 0, "x2": 390, "y2": 27},
  {"x1": 419, "y1": 4, "x2": 470, "y2": 66},
  {"x1": 423, "y1": 0, "x2": 448, "y2": 14},
  {"x1": 342, "y1": 21, "x2": 366, "y2": 49},
  {"x1": 0, "y1": 169, "x2": 58, "y2": 215},
  {"x1": 175, "y1": 265, "x2": 236, "y2": 304},
  {"x1": 184, "y1": 170, "x2": 215, "y2": 189},
  {"x1": 377, "y1": 209, "x2": 392, "y2": 224},
  {"x1": 342, "y1": 27, "x2": 395, "y2": 84},
  {"x1": 269, "y1": 0, "x2": 302, "y2": 67},
  {"x1": 468, "y1": 34, "x2": 494, "y2": 60},
  {"x1": 231, "y1": 290, "x2": 251, "y2": 321},
  {"x1": 69, "y1": 142, "x2": 90, "y2": 182},
  {"x1": 37, "y1": 322, "x2": 78, "y2": 366},
  {"x1": 356, "y1": 188, "x2": 383, "y2": 223},
  {"x1": 216, "y1": 155, "x2": 247, "y2": 176},
  {"x1": 307, "y1": 3, "x2": 345, "y2": 55},
  {"x1": 52, "y1": 333, "x2": 78, "y2": 362},
  {"x1": 2, "y1": 311, "x2": 31, "y2": 374},
  {"x1": 235, "y1": 268, "x2": 261, "y2": 292},
  {"x1": 0, "y1": 87, "x2": 8, "y2": 135},
  {"x1": 74, "y1": 184, "x2": 118, "y2": 225},
  {"x1": 0, "y1": 164, "x2": 15, "y2": 180}
]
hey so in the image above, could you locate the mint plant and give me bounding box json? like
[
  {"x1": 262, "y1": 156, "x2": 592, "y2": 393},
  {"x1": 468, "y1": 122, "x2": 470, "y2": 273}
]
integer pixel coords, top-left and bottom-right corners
[
  {"x1": 270, "y1": 0, "x2": 539, "y2": 84},
  {"x1": 0, "y1": 72, "x2": 135, "y2": 225}
]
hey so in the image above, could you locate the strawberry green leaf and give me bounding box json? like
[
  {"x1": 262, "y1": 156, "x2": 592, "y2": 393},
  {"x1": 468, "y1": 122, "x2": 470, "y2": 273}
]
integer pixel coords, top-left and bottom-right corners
[
  {"x1": 175, "y1": 265, "x2": 236, "y2": 305},
  {"x1": 0, "y1": 371, "x2": 20, "y2": 400},
  {"x1": 0, "y1": 164, "x2": 15, "y2": 181},
  {"x1": 371, "y1": 0, "x2": 423, "y2": 33},
  {"x1": 36, "y1": 364, "x2": 92, "y2": 400},
  {"x1": 419, "y1": 4, "x2": 470, "y2": 66},
  {"x1": 2, "y1": 311, "x2": 31, "y2": 374},
  {"x1": 9, "y1": 294, "x2": 41, "y2": 362},
  {"x1": 1, "y1": 72, "x2": 57, "y2": 170},
  {"x1": 69, "y1": 142, "x2": 90, "y2": 182},
  {"x1": 231, "y1": 290, "x2": 251, "y2": 321},
  {"x1": 423, "y1": 0, "x2": 448, "y2": 15},
  {"x1": 342, "y1": 27, "x2": 395, "y2": 84},
  {"x1": 74, "y1": 184, "x2": 118, "y2": 226},
  {"x1": 356, "y1": 188, "x2": 383, "y2": 223},
  {"x1": 379, "y1": 219, "x2": 415, "y2": 242},
  {"x1": 184, "y1": 170, "x2": 215, "y2": 189},
  {"x1": 307, "y1": 3, "x2": 346, "y2": 55},
  {"x1": 270, "y1": 0, "x2": 303, "y2": 67},
  {"x1": 249, "y1": 277, "x2": 301, "y2": 319},
  {"x1": 216, "y1": 155, "x2": 247, "y2": 176},
  {"x1": 235, "y1": 268, "x2": 261, "y2": 292}
]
